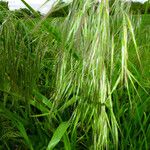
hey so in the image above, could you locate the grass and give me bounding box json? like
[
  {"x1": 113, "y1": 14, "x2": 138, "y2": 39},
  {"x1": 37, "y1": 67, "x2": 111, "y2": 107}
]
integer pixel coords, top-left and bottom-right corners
[{"x1": 0, "y1": 0, "x2": 150, "y2": 149}]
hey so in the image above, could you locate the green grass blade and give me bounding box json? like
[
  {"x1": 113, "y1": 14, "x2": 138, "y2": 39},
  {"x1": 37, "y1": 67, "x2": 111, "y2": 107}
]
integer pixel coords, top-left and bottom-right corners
[
  {"x1": 46, "y1": 121, "x2": 69, "y2": 150},
  {"x1": 15, "y1": 121, "x2": 34, "y2": 150},
  {"x1": 20, "y1": 0, "x2": 40, "y2": 17}
]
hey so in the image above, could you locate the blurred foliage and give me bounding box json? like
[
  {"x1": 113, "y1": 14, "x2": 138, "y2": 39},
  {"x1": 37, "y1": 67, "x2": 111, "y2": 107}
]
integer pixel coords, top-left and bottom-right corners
[
  {"x1": 0, "y1": 0, "x2": 9, "y2": 11},
  {"x1": 48, "y1": 1, "x2": 70, "y2": 17},
  {"x1": 13, "y1": 8, "x2": 33, "y2": 18},
  {"x1": 0, "y1": 1, "x2": 9, "y2": 24},
  {"x1": 129, "y1": 1, "x2": 150, "y2": 14},
  {"x1": 109, "y1": 0, "x2": 150, "y2": 14},
  {"x1": 12, "y1": 8, "x2": 42, "y2": 18}
]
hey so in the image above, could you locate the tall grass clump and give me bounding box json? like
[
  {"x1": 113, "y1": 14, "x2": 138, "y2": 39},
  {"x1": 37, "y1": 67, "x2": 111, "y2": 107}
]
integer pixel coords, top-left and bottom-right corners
[
  {"x1": 0, "y1": 11, "x2": 59, "y2": 149},
  {"x1": 54, "y1": 0, "x2": 149, "y2": 149},
  {"x1": 0, "y1": 0, "x2": 149, "y2": 149}
]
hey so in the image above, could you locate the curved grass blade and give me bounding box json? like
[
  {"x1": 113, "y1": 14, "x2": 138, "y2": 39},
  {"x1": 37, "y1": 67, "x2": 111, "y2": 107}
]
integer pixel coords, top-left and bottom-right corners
[
  {"x1": 15, "y1": 121, "x2": 34, "y2": 150},
  {"x1": 46, "y1": 121, "x2": 69, "y2": 150}
]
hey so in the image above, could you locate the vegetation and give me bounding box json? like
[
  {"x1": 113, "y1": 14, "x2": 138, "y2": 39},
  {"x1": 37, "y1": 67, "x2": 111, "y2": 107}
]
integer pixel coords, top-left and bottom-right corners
[
  {"x1": 0, "y1": 1, "x2": 9, "y2": 11},
  {"x1": 129, "y1": 0, "x2": 150, "y2": 14},
  {"x1": 0, "y1": 0, "x2": 149, "y2": 150}
]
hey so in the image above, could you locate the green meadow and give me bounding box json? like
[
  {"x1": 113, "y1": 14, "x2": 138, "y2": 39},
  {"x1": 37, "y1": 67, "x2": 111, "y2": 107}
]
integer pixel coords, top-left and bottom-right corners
[{"x1": 0, "y1": 1, "x2": 150, "y2": 150}]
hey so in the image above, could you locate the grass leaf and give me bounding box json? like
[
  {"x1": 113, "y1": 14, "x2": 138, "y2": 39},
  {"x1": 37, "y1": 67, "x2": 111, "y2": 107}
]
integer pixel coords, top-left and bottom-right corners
[{"x1": 46, "y1": 122, "x2": 69, "y2": 150}]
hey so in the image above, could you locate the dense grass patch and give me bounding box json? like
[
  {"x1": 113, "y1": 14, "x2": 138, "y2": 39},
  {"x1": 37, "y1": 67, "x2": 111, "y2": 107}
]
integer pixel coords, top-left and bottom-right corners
[{"x1": 0, "y1": 1, "x2": 150, "y2": 150}]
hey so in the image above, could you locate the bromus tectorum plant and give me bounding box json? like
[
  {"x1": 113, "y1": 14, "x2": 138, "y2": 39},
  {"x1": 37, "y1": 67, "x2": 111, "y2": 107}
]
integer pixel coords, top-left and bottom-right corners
[
  {"x1": 53, "y1": 0, "x2": 149, "y2": 149},
  {"x1": 0, "y1": 0, "x2": 149, "y2": 149}
]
